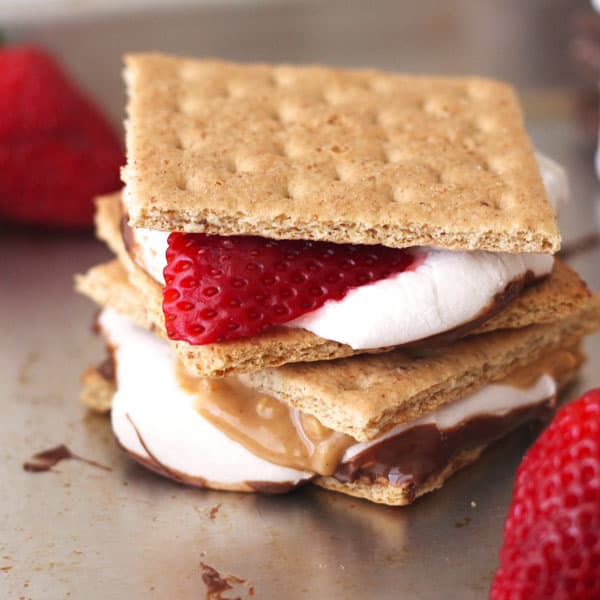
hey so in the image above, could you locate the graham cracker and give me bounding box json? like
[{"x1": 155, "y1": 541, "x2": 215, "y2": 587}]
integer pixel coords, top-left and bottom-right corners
[
  {"x1": 74, "y1": 259, "x2": 152, "y2": 332},
  {"x1": 244, "y1": 298, "x2": 600, "y2": 441},
  {"x1": 80, "y1": 366, "x2": 115, "y2": 414},
  {"x1": 90, "y1": 192, "x2": 591, "y2": 378},
  {"x1": 123, "y1": 53, "x2": 559, "y2": 253}
]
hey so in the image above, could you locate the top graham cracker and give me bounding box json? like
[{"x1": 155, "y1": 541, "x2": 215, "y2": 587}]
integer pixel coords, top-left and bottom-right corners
[{"x1": 122, "y1": 53, "x2": 560, "y2": 253}]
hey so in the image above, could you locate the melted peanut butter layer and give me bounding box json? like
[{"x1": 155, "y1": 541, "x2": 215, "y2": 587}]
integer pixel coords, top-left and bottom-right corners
[
  {"x1": 177, "y1": 364, "x2": 354, "y2": 475},
  {"x1": 176, "y1": 347, "x2": 579, "y2": 478}
]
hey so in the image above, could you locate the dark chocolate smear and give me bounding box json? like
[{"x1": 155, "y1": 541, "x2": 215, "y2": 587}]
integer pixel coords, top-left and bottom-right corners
[
  {"x1": 97, "y1": 355, "x2": 115, "y2": 383},
  {"x1": 334, "y1": 401, "x2": 553, "y2": 488},
  {"x1": 23, "y1": 444, "x2": 111, "y2": 473},
  {"x1": 200, "y1": 562, "x2": 254, "y2": 599}
]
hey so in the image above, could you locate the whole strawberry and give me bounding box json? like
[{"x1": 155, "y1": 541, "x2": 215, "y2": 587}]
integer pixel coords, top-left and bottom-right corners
[
  {"x1": 0, "y1": 46, "x2": 123, "y2": 228},
  {"x1": 491, "y1": 388, "x2": 600, "y2": 600}
]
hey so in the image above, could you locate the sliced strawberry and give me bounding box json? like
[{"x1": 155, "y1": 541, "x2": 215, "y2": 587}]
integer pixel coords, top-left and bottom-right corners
[{"x1": 162, "y1": 233, "x2": 416, "y2": 344}]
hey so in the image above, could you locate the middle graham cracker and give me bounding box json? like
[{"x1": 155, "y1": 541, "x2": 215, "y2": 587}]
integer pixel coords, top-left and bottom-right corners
[
  {"x1": 123, "y1": 53, "x2": 560, "y2": 253},
  {"x1": 90, "y1": 193, "x2": 591, "y2": 378}
]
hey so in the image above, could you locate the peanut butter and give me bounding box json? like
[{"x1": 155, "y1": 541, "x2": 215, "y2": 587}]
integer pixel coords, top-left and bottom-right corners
[
  {"x1": 177, "y1": 365, "x2": 354, "y2": 475},
  {"x1": 176, "y1": 347, "x2": 578, "y2": 478}
]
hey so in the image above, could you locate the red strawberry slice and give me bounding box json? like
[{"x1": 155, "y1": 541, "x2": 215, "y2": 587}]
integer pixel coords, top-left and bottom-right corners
[
  {"x1": 490, "y1": 388, "x2": 600, "y2": 600},
  {"x1": 162, "y1": 233, "x2": 416, "y2": 344}
]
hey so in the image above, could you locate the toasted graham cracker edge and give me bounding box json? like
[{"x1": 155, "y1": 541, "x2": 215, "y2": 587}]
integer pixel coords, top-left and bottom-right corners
[
  {"x1": 127, "y1": 208, "x2": 560, "y2": 254},
  {"x1": 80, "y1": 367, "x2": 114, "y2": 414},
  {"x1": 245, "y1": 297, "x2": 600, "y2": 441},
  {"x1": 315, "y1": 446, "x2": 486, "y2": 506},
  {"x1": 123, "y1": 54, "x2": 559, "y2": 253},
  {"x1": 74, "y1": 260, "x2": 152, "y2": 331},
  {"x1": 91, "y1": 192, "x2": 588, "y2": 378}
]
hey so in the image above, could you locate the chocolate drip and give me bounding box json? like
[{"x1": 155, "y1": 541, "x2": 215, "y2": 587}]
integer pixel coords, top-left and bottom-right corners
[
  {"x1": 23, "y1": 444, "x2": 111, "y2": 473},
  {"x1": 334, "y1": 401, "x2": 553, "y2": 488},
  {"x1": 120, "y1": 213, "x2": 135, "y2": 255},
  {"x1": 97, "y1": 355, "x2": 115, "y2": 383},
  {"x1": 200, "y1": 562, "x2": 254, "y2": 599}
]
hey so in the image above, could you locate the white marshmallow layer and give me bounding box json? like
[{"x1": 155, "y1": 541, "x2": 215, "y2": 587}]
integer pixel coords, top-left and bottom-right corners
[
  {"x1": 101, "y1": 308, "x2": 313, "y2": 487},
  {"x1": 100, "y1": 308, "x2": 556, "y2": 486},
  {"x1": 289, "y1": 249, "x2": 552, "y2": 348}
]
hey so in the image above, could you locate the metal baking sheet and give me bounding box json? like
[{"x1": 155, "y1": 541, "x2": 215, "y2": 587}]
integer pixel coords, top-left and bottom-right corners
[{"x1": 2, "y1": 2, "x2": 599, "y2": 599}]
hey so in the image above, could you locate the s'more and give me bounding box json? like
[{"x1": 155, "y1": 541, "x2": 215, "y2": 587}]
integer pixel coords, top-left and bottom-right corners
[{"x1": 77, "y1": 54, "x2": 600, "y2": 505}]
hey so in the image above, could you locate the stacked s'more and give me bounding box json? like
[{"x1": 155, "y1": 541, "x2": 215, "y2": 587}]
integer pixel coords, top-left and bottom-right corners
[{"x1": 76, "y1": 54, "x2": 600, "y2": 505}]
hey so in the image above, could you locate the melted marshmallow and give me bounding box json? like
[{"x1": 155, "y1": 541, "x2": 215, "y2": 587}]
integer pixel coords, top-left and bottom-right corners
[
  {"x1": 100, "y1": 308, "x2": 556, "y2": 483},
  {"x1": 289, "y1": 249, "x2": 551, "y2": 348},
  {"x1": 101, "y1": 308, "x2": 312, "y2": 487}
]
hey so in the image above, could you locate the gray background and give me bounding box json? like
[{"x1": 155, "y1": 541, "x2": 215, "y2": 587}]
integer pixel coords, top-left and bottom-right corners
[{"x1": 2, "y1": 1, "x2": 600, "y2": 598}]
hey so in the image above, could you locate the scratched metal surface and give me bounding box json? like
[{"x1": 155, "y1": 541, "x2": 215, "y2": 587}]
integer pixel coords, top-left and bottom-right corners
[{"x1": 2, "y1": 2, "x2": 600, "y2": 599}]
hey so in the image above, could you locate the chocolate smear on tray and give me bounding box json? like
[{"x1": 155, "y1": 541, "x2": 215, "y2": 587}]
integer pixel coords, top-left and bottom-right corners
[
  {"x1": 23, "y1": 444, "x2": 111, "y2": 473},
  {"x1": 200, "y1": 562, "x2": 254, "y2": 599},
  {"x1": 208, "y1": 504, "x2": 222, "y2": 521}
]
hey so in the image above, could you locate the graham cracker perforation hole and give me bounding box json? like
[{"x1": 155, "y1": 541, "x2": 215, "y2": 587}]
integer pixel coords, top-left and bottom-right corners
[
  {"x1": 479, "y1": 199, "x2": 502, "y2": 211},
  {"x1": 271, "y1": 70, "x2": 286, "y2": 88},
  {"x1": 334, "y1": 163, "x2": 356, "y2": 184},
  {"x1": 279, "y1": 143, "x2": 293, "y2": 159},
  {"x1": 174, "y1": 175, "x2": 188, "y2": 192},
  {"x1": 173, "y1": 134, "x2": 185, "y2": 151},
  {"x1": 475, "y1": 117, "x2": 497, "y2": 134},
  {"x1": 497, "y1": 192, "x2": 516, "y2": 211},
  {"x1": 269, "y1": 109, "x2": 282, "y2": 123},
  {"x1": 391, "y1": 187, "x2": 415, "y2": 204},
  {"x1": 224, "y1": 158, "x2": 237, "y2": 174},
  {"x1": 485, "y1": 158, "x2": 504, "y2": 176}
]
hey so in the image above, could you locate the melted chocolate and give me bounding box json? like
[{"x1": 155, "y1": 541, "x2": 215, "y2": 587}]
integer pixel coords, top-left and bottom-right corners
[
  {"x1": 23, "y1": 444, "x2": 111, "y2": 473},
  {"x1": 334, "y1": 401, "x2": 553, "y2": 488},
  {"x1": 124, "y1": 414, "x2": 208, "y2": 486},
  {"x1": 200, "y1": 562, "x2": 254, "y2": 599},
  {"x1": 244, "y1": 480, "x2": 304, "y2": 494},
  {"x1": 208, "y1": 504, "x2": 222, "y2": 520},
  {"x1": 120, "y1": 213, "x2": 135, "y2": 255},
  {"x1": 97, "y1": 355, "x2": 115, "y2": 383}
]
